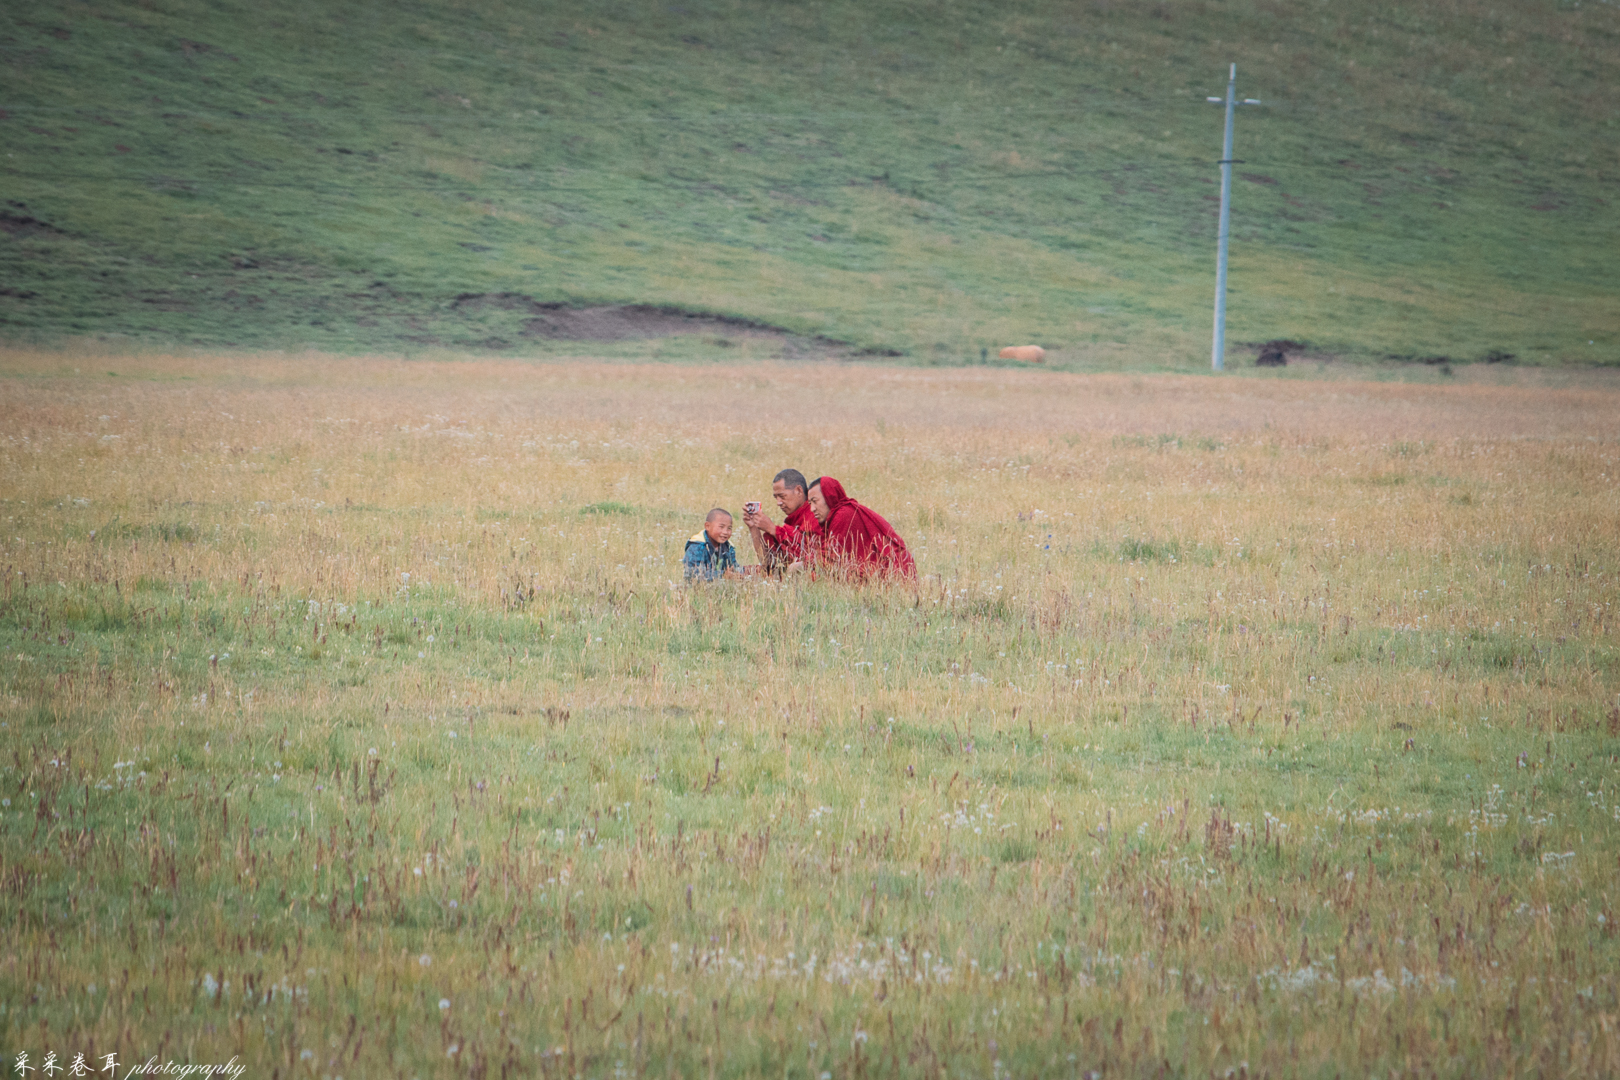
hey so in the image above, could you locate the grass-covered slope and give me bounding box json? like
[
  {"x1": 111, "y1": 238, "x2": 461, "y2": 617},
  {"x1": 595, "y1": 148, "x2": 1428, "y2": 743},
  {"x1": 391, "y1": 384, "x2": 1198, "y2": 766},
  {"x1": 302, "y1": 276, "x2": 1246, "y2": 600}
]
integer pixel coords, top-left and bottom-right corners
[{"x1": 2, "y1": 0, "x2": 1616, "y2": 364}]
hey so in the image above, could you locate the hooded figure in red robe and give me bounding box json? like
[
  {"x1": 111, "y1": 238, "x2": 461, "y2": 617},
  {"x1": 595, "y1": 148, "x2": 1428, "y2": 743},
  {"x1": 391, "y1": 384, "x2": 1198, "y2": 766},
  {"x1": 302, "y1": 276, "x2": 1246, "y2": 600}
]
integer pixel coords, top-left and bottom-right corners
[{"x1": 808, "y1": 477, "x2": 916, "y2": 581}]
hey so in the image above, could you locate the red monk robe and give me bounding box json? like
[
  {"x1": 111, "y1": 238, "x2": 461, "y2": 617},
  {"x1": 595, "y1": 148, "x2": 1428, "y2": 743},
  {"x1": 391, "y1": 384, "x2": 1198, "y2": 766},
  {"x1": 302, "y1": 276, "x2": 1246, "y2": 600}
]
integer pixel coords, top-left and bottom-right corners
[
  {"x1": 761, "y1": 500, "x2": 821, "y2": 571},
  {"x1": 814, "y1": 477, "x2": 916, "y2": 580}
]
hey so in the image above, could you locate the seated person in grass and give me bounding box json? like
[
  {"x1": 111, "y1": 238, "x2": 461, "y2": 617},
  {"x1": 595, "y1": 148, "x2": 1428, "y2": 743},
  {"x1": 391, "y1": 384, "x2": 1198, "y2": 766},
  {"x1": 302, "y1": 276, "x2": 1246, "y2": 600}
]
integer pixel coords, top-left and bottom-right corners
[
  {"x1": 684, "y1": 508, "x2": 742, "y2": 581},
  {"x1": 743, "y1": 467, "x2": 822, "y2": 575},
  {"x1": 807, "y1": 476, "x2": 917, "y2": 581}
]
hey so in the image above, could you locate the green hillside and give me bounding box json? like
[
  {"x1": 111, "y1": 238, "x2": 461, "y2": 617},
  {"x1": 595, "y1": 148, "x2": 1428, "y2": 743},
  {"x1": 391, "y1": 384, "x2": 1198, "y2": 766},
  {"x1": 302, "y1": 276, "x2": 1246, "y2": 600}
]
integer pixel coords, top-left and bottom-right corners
[{"x1": 2, "y1": 0, "x2": 1616, "y2": 366}]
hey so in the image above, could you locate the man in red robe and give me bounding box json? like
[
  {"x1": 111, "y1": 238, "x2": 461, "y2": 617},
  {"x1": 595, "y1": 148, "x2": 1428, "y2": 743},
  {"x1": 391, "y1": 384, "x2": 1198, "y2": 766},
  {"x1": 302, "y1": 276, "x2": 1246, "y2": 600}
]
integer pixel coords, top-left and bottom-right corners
[
  {"x1": 806, "y1": 476, "x2": 916, "y2": 581},
  {"x1": 743, "y1": 468, "x2": 822, "y2": 574}
]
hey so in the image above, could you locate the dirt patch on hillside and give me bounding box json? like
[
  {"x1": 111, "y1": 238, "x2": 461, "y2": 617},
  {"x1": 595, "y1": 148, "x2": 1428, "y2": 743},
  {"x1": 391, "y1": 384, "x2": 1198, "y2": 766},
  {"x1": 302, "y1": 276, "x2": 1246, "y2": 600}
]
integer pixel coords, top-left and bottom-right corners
[
  {"x1": 1, "y1": 208, "x2": 68, "y2": 239},
  {"x1": 449, "y1": 293, "x2": 896, "y2": 356},
  {"x1": 1240, "y1": 339, "x2": 1339, "y2": 368}
]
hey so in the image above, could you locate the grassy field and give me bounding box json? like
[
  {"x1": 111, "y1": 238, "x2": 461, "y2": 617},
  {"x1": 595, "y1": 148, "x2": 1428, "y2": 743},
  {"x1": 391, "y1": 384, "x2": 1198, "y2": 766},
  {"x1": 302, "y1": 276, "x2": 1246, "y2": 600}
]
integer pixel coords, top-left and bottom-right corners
[
  {"x1": 3, "y1": 349, "x2": 1619, "y2": 1077},
  {"x1": 2, "y1": 0, "x2": 1618, "y2": 365}
]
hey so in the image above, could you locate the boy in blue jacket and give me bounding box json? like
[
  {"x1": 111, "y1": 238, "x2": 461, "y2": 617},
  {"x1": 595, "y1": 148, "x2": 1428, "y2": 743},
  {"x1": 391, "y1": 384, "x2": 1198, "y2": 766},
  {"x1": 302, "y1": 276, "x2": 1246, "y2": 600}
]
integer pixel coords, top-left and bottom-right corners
[{"x1": 684, "y1": 508, "x2": 741, "y2": 581}]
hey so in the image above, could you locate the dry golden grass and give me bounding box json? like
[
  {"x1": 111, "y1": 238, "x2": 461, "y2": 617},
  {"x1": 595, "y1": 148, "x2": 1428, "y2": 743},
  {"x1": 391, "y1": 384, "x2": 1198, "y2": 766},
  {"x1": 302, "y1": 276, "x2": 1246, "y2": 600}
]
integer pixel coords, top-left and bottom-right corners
[{"x1": 2, "y1": 349, "x2": 1619, "y2": 1079}]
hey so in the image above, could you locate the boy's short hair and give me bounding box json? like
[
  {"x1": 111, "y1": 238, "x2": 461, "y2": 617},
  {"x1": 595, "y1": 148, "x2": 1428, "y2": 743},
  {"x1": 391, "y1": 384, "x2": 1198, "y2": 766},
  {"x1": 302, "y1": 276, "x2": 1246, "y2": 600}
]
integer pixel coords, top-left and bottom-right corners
[
  {"x1": 773, "y1": 468, "x2": 808, "y2": 495},
  {"x1": 705, "y1": 507, "x2": 733, "y2": 522}
]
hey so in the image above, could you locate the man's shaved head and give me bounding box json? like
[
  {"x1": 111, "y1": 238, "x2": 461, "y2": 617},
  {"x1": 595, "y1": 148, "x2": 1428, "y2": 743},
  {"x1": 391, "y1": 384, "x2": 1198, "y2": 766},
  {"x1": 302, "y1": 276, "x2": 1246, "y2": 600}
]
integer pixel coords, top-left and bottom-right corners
[
  {"x1": 771, "y1": 469, "x2": 811, "y2": 516},
  {"x1": 773, "y1": 469, "x2": 808, "y2": 496},
  {"x1": 706, "y1": 507, "x2": 733, "y2": 523}
]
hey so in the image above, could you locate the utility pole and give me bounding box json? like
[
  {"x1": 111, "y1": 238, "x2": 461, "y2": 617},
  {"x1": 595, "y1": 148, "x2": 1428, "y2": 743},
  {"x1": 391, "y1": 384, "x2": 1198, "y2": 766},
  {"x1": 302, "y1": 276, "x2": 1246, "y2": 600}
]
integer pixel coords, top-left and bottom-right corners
[{"x1": 1207, "y1": 65, "x2": 1260, "y2": 371}]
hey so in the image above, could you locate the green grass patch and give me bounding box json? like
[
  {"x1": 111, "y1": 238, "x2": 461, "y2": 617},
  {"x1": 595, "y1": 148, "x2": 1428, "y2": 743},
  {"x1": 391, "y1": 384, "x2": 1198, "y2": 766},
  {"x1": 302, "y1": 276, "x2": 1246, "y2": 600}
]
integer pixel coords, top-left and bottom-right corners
[{"x1": 579, "y1": 500, "x2": 638, "y2": 516}]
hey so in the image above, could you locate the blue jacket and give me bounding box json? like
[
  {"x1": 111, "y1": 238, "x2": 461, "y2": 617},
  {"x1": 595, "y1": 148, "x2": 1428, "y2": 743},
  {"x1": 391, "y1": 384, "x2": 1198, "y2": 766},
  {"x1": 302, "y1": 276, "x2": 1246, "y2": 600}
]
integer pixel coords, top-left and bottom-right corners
[{"x1": 683, "y1": 532, "x2": 739, "y2": 581}]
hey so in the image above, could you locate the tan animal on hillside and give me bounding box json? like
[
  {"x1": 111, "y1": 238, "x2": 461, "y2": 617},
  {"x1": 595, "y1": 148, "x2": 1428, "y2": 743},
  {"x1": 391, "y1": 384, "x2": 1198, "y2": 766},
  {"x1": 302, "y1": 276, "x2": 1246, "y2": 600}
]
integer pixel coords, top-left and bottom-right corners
[{"x1": 999, "y1": 345, "x2": 1046, "y2": 363}]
